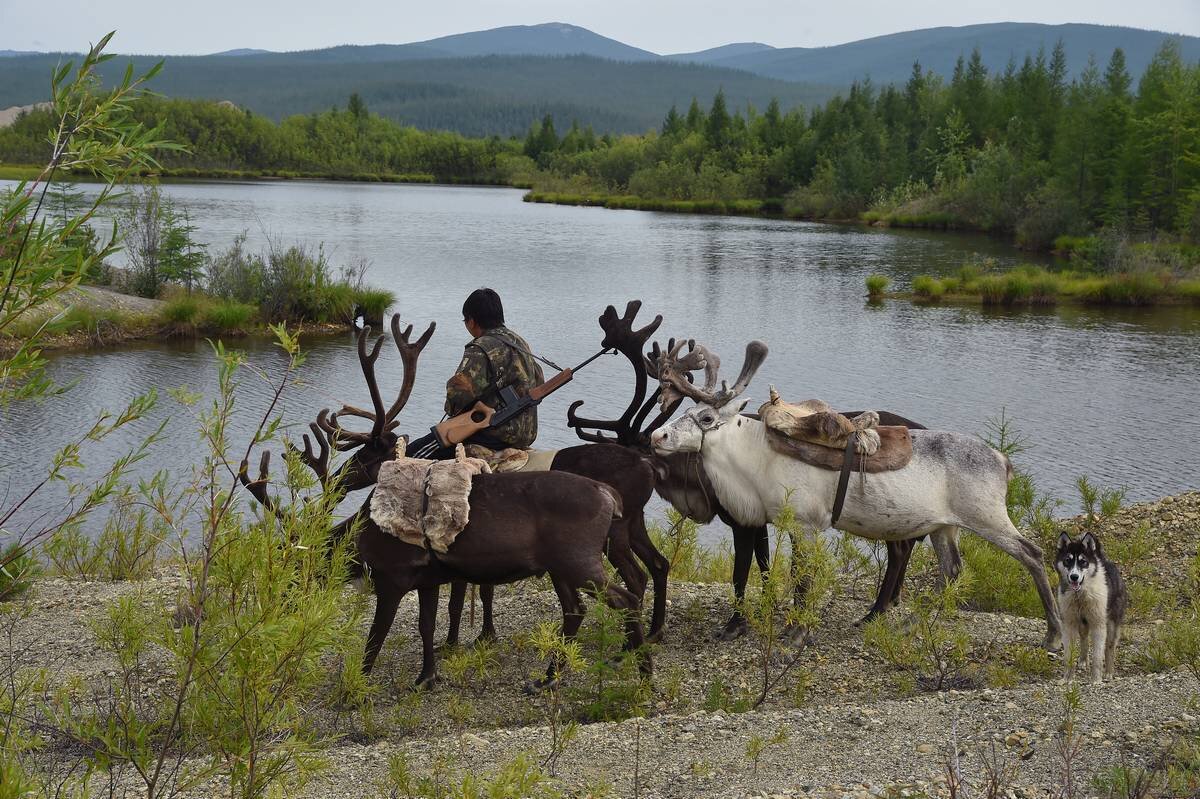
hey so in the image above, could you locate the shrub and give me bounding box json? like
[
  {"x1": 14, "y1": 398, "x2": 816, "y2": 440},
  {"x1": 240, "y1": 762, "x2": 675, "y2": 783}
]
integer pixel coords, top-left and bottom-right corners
[
  {"x1": 865, "y1": 274, "x2": 890, "y2": 298},
  {"x1": 42, "y1": 504, "x2": 163, "y2": 581},
  {"x1": 0, "y1": 542, "x2": 38, "y2": 601},
  {"x1": 911, "y1": 275, "x2": 945, "y2": 300},
  {"x1": 863, "y1": 572, "x2": 978, "y2": 691},
  {"x1": 201, "y1": 300, "x2": 255, "y2": 332},
  {"x1": 352, "y1": 288, "x2": 394, "y2": 325},
  {"x1": 161, "y1": 295, "x2": 201, "y2": 325}
]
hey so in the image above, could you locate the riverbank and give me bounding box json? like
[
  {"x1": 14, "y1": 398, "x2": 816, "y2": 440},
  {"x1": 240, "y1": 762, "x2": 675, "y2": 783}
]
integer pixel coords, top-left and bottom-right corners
[
  {"x1": 0, "y1": 284, "x2": 352, "y2": 354},
  {"x1": 888, "y1": 264, "x2": 1200, "y2": 308},
  {"x1": 6, "y1": 492, "x2": 1199, "y2": 797}
]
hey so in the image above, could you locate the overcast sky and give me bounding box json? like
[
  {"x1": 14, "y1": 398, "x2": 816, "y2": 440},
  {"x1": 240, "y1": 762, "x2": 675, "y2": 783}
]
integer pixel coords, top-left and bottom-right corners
[{"x1": 2, "y1": 0, "x2": 1197, "y2": 54}]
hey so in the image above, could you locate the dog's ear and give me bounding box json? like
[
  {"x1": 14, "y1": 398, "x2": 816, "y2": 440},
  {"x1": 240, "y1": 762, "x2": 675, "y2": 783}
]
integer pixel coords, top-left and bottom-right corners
[
  {"x1": 1082, "y1": 532, "x2": 1098, "y2": 555},
  {"x1": 1057, "y1": 531, "x2": 1071, "y2": 550}
]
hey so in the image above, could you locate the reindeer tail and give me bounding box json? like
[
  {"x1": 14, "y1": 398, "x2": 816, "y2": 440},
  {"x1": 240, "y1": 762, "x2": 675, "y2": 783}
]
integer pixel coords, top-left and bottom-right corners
[{"x1": 599, "y1": 484, "x2": 624, "y2": 520}]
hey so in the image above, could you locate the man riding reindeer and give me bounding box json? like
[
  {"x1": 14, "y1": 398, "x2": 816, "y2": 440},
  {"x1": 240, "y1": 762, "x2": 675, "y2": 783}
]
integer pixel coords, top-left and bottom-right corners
[{"x1": 406, "y1": 288, "x2": 545, "y2": 459}]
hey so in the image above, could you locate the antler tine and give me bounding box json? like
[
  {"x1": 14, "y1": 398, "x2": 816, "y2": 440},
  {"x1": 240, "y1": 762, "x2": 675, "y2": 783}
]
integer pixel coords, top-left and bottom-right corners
[
  {"x1": 655, "y1": 337, "x2": 722, "y2": 409},
  {"x1": 316, "y1": 407, "x2": 371, "y2": 452},
  {"x1": 353, "y1": 326, "x2": 389, "y2": 440},
  {"x1": 238, "y1": 450, "x2": 279, "y2": 513},
  {"x1": 290, "y1": 423, "x2": 331, "y2": 487},
  {"x1": 568, "y1": 300, "x2": 663, "y2": 446},
  {"x1": 386, "y1": 314, "x2": 437, "y2": 424},
  {"x1": 710, "y1": 340, "x2": 768, "y2": 407},
  {"x1": 677, "y1": 341, "x2": 720, "y2": 392}
]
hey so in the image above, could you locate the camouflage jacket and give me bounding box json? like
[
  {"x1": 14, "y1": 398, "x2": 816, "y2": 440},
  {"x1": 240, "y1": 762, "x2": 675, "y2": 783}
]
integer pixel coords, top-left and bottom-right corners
[{"x1": 445, "y1": 325, "x2": 545, "y2": 449}]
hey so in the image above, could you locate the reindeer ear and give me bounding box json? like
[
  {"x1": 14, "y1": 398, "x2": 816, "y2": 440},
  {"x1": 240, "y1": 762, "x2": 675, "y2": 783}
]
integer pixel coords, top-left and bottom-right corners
[
  {"x1": 1082, "y1": 532, "x2": 1098, "y2": 554},
  {"x1": 1057, "y1": 531, "x2": 1071, "y2": 550},
  {"x1": 735, "y1": 398, "x2": 751, "y2": 414}
]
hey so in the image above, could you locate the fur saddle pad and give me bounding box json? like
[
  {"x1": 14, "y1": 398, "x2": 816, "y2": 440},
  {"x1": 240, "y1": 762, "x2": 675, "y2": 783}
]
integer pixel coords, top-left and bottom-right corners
[
  {"x1": 463, "y1": 444, "x2": 557, "y2": 473},
  {"x1": 370, "y1": 446, "x2": 491, "y2": 553},
  {"x1": 764, "y1": 425, "x2": 913, "y2": 473},
  {"x1": 758, "y1": 387, "x2": 882, "y2": 454}
]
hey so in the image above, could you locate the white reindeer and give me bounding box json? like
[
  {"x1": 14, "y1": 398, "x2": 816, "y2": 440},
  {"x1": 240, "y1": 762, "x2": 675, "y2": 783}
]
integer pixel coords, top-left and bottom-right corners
[{"x1": 649, "y1": 340, "x2": 1063, "y2": 650}]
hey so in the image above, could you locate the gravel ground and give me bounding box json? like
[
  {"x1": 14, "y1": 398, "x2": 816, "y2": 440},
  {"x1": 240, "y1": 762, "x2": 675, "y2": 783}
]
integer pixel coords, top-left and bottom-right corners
[{"x1": 7, "y1": 492, "x2": 1199, "y2": 797}]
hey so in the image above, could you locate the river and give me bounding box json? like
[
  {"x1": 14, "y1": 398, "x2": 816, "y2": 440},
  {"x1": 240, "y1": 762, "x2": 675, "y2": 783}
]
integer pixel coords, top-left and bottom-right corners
[{"x1": 4, "y1": 179, "x2": 1199, "y2": 545}]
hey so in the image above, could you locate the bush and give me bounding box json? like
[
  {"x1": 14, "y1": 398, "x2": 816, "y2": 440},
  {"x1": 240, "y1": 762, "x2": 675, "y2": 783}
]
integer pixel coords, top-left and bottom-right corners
[
  {"x1": 865, "y1": 274, "x2": 890, "y2": 298},
  {"x1": 201, "y1": 300, "x2": 256, "y2": 332},
  {"x1": 42, "y1": 504, "x2": 163, "y2": 581},
  {"x1": 352, "y1": 288, "x2": 394, "y2": 325},
  {"x1": 911, "y1": 275, "x2": 945, "y2": 300},
  {"x1": 0, "y1": 543, "x2": 38, "y2": 601},
  {"x1": 161, "y1": 295, "x2": 201, "y2": 325}
]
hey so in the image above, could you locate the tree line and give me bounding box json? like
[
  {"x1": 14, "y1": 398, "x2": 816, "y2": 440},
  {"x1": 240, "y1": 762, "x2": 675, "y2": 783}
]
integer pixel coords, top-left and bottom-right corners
[{"x1": 1, "y1": 39, "x2": 1195, "y2": 247}]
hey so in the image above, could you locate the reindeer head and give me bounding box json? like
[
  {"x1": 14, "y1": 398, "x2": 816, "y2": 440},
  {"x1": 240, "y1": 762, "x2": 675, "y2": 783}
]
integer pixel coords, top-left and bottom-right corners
[{"x1": 649, "y1": 339, "x2": 768, "y2": 454}]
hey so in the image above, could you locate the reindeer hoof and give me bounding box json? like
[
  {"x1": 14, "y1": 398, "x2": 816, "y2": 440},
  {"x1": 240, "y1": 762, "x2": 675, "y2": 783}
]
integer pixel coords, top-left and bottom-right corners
[
  {"x1": 1043, "y1": 631, "x2": 1063, "y2": 652},
  {"x1": 856, "y1": 609, "x2": 884, "y2": 627},
  {"x1": 412, "y1": 673, "x2": 439, "y2": 691},
  {"x1": 523, "y1": 675, "x2": 560, "y2": 695},
  {"x1": 717, "y1": 615, "x2": 748, "y2": 642},
  {"x1": 645, "y1": 626, "x2": 665, "y2": 645},
  {"x1": 474, "y1": 629, "x2": 498, "y2": 647}
]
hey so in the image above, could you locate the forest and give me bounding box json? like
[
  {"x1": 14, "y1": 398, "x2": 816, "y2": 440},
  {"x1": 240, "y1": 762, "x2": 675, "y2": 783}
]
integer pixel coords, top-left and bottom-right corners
[{"x1": 1, "y1": 39, "x2": 1196, "y2": 247}]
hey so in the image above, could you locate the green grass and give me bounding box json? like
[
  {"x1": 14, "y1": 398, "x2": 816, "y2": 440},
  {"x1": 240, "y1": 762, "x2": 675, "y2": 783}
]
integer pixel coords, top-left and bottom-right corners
[
  {"x1": 959, "y1": 537, "x2": 1045, "y2": 618},
  {"x1": 911, "y1": 275, "x2": 945, "y2": 300},
  {"x1": 0, "y1": 542, "x2": 38, "y2": 601},
  {"x1": 524, "y1": 191, "x2": 770, "y2": 218},
  {"x1": 865, "y1": 274, "x2": 890, "y2": 298},
  {"x1": 0, "y1": 164, "x2": 43, "y2": 181},
  {"x1": 905, "y1": 264, "x2": 1200, "y2": 307},
  {"x1": 161, "y1": 295, "x2": 202, "y2": 325},
  {"x1": 351, "y1": 288, "x2": 395, "y2": 323},
  {"x1": 201, "y1": 300, "x2": 255, "y2": 332}
]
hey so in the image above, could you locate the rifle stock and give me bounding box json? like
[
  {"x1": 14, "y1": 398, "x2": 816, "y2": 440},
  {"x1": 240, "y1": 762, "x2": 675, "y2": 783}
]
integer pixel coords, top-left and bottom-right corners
[{"x1": 430, "y1": 357, "x2": 590, "y2": 448}]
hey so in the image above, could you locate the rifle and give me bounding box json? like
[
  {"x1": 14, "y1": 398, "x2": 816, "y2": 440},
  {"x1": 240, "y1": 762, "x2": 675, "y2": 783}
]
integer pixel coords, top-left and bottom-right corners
[{"x1": 429, "y1": 347, "x2": 611, "y2": 449}]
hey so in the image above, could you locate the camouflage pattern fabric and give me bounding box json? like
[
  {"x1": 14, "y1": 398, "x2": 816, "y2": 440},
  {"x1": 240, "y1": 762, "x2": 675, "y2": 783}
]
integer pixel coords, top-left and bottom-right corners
[{"x1": 445, "y1": 325, "x2": 545, "y2": 449}]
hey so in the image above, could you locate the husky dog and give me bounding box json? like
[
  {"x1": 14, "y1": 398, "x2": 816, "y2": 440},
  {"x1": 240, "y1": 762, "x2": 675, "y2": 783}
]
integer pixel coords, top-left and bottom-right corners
[{"x1": 1055, "y1": 531, "x2": 1128, "y2": 683}]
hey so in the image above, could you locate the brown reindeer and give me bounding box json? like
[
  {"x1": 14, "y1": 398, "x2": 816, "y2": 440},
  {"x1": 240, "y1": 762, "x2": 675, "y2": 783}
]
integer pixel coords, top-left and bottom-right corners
[
  {"x1": 240, "y1": 318, "x2": 649, "y2": 689},
  {"x1": 444, "y1": 301, "x2": 670, "y2": 647}
]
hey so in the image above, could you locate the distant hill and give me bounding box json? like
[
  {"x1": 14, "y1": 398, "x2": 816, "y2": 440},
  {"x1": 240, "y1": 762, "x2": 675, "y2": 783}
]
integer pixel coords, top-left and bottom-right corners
[
  {"x1": 687, "y1": 23, "x2": 1200, "y2": 84},
  {"x1": 0, "y1": 52, "x2": 836, "y2": 137},
  {"x1": 413, "y1": 22, "x2": 657, "y2": 60},
  {"x1": 666, "y1": 42, "x2": 776, "y2": 62},
  {"x1": 209, "y1": 48, "x2": 272, "y2": 57},
  {"x1": 2, "y1": 21, "x2": 1196, "y2": 137}
]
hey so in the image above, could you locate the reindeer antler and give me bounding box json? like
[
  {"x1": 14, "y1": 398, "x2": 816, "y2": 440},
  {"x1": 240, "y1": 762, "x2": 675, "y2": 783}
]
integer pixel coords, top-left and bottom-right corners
[
  {"x1": 567, "y1": 300, "x2": 664, "y2": 446},
  {"x1": 316, "y1": 315, "x2": 437, "y2": 450},
  {"x1": 656, "y1": 339, "x2": 767, "y2": 409},
  {"x1": 386, "y1": 314, "x2": 436, "y2": 425},
  {"x1": 238, "y1": 450, "x2": 279, "y2": 513}
]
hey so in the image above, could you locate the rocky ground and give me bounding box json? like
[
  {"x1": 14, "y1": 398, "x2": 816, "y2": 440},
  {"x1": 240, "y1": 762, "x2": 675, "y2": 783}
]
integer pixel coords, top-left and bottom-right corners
[{"x1": 5, "y1": 492, "x2": 1200, "y2": 797}]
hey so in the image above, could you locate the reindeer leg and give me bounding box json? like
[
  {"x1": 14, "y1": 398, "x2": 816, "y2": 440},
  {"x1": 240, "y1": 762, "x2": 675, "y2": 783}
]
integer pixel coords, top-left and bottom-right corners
[
  {"x1": 783, "y1": 527, "x2": 813, "y2": 648},
  {"x1": 720, "y1": 524, "x2": 758, "y2": 641},
  {"x1": 477, "y1": 584, "x2": 497, "y2": 643},
  {"x1": 445, "y1": 580, "x2": 467, "y2": 648},
  {"x1": 888, "y1": 538, "x2": 917, "y2": 607},
  {"x1": 859, "y1": 540, "x2": 910, "y2": 625},
  {"x1": 525, "y1": 576, "x2": 585, "y2": 694},
  {"x1": 364, "y1": 582, "x2": 403, "y2": 675},
  {"x1": 414, "y1": 585, "x2": 440, "y2": 690},
  {"x1": 628, "y1": 515, "x2": 670, "y2": 644},
  {"x1": 930, "y1": 525, "x2": 963, "y2": 585},
  {"x1": 973, "y1": 515, "x2": 1063, "y2": 650}
]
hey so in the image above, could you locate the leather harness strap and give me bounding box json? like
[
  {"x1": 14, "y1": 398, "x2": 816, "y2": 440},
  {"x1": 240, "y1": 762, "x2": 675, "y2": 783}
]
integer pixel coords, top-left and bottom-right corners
[{"x1": 830, "y1": 436, "x2": 858, "y2": 527}]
